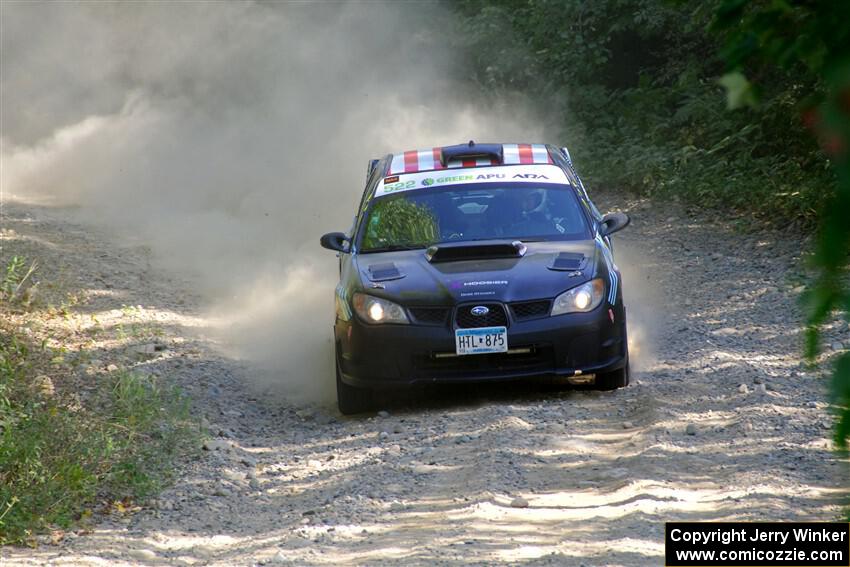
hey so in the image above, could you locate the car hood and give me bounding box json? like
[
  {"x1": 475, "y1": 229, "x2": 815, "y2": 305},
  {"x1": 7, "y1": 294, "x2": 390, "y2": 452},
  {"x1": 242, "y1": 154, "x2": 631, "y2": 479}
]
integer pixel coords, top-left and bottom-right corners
[{"x1": 354, "y1": 240, "x2": 602, "y2": 305}]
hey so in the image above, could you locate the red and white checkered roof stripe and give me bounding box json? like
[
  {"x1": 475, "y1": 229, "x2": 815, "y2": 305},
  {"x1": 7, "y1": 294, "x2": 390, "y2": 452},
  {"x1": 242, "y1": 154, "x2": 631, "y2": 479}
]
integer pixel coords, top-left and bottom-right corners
[{"x1": 387, "y1": 143, "x2": 553, "y2": 175}]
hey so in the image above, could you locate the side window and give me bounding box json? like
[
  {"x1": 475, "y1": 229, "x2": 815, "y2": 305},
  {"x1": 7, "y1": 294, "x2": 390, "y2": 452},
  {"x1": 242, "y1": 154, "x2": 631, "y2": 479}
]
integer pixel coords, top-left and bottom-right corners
[
  {"x1": 562, "y1": 165, "x2": 580, "y2": 188},
  {"x1": 352, "y1": 157, "x2": 388, "y2": 243},
  {"x1": 357, "y1": 166, "x2": 379, "y2": 217},
  {"x1": 568, "y1": 165, "x2": 603, "y2": 222},
  {"x1": 586, "y1": 197, "x2": 603, "y2": 222},
  {"x1": 555, "y1": 154, "x2": 602, "y2": 225}
]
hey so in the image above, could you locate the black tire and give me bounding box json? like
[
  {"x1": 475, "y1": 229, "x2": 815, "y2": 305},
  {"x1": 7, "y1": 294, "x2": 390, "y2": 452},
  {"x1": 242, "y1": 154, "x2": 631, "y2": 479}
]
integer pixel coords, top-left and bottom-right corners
[
  {"x1": 336, "y1": 357, "x2": 374, "y2": 415},
  {"x1": 595, "y1": 359, "x2": 629, "y2": 390},
  {"x1": 596, "y1": 319, "x2": 630, "y2": 390},
  {"x1": 595, "y1": 349, "x2": 630, "y2": 390}
]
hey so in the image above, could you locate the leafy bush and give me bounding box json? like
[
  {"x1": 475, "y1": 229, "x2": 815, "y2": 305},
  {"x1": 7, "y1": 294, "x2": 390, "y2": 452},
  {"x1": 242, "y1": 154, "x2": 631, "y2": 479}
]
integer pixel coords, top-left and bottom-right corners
[
  {"x1": 1, "y1": 256, "x2": 38, "y2": 304},
  {"x1": 449, "y1": 0, "x2": 833, "y2": 226},
  {"x1": 0, "y1": 327, "x2": 197, "y2": 545},
  {"x1": 711, "y1": 0, "x2": 850, "y2": 449}
]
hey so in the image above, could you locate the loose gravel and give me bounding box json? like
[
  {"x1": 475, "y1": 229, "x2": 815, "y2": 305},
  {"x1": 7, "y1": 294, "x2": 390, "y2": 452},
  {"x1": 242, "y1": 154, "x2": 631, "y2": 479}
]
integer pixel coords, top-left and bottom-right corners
[{"x1": 2, "y1": 192, "x2": 848, "y2": 566}]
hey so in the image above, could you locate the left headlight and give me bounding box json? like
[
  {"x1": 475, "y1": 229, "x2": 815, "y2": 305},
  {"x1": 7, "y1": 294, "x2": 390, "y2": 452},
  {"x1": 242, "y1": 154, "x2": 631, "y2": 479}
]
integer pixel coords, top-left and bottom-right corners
[
  {"x1": 551, "y1": 278, "x2": 605, "y2": 316},
  {"x1": 352, "y1": 293, "x2": 410, "y2": 324}
]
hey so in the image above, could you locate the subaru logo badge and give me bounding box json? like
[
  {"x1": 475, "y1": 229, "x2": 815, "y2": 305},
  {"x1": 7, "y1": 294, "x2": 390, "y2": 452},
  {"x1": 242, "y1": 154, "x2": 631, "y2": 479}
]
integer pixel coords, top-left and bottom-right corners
[{"x1": 470, "y1": 306, "x2": 489, "y2": 317}]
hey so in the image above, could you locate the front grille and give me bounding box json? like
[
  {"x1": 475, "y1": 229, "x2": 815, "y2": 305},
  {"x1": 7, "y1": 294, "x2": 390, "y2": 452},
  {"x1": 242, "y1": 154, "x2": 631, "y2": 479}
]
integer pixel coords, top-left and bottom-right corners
[
  {"x1": 510, "y1": 300, "x2": 551, "y2": 320},
  {"x1": 455, "y1": 303, "x2": 508, "y2": 328},
  {"x1": 414, "y1": 344, "x2": 554, "y2": 380},
  {"x1": 409, "y1": 307, "x2": 451, "y2": 326}
]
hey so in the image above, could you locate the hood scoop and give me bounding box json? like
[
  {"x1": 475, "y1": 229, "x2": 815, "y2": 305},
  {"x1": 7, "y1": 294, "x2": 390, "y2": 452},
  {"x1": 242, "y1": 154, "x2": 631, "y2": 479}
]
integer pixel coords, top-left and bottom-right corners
[
  {"x1": 366, "y1": 262, "x2": 405, "y2": 282},
  {"x1": 425, "y1": 240, "x2": 527, "y2": 263},
  {"x1": 548, "y1": 252, "x2": 587, "y2": 272}
]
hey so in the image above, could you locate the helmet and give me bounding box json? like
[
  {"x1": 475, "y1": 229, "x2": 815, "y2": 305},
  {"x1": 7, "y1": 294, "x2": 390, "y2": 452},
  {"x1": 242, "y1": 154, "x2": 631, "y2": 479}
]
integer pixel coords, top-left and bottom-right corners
[{"x1": 519, "y1": 189, "x2": 545, "y2": 213}]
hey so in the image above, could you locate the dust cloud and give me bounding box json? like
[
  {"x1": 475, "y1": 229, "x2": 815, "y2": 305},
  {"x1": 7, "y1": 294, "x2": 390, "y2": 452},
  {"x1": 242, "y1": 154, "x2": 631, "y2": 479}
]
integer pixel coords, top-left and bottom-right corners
[
  {"x1": 616, "y1": 245, "x2": 661, "y2": 374},
  {"x1": 1, "y1": 2, "x2": 550, "y2": 404}
]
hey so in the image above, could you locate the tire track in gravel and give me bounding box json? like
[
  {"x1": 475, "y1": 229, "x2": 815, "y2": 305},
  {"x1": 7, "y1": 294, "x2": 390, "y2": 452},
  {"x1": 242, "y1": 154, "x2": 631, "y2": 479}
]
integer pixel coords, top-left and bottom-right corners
[{"x1": 2, "y1": 192, "x2": 849, "y2": 566}]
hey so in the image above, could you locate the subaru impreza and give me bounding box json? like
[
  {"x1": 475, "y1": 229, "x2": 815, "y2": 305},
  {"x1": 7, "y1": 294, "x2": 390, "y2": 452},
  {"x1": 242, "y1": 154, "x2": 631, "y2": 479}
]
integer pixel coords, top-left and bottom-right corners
[{"x1": 320, "y1": 142, "x2": 630, "y2": 414}]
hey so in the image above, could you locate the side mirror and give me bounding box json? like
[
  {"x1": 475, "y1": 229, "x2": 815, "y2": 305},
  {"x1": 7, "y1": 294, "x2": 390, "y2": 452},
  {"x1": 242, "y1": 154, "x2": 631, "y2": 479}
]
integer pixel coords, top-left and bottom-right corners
[
  {"x1": 320, "y1": 232, "x2": 349, "y2": 252},
  {"x1": 599, "y1": 212, "x2": 630, "y2": 237}
]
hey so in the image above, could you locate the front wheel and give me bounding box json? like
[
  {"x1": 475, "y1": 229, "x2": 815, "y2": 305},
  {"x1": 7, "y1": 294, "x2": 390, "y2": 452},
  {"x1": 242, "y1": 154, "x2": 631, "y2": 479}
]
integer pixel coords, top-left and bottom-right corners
[
  {"x1": 595, "y1": 355, "x2": 630, "y2": 390},
  {"x1": 336, "y1": 357, "x2": 375, "y2": 415},
  {"x1": 596, "y1": 320, "x2": 630, "y2": 391}
]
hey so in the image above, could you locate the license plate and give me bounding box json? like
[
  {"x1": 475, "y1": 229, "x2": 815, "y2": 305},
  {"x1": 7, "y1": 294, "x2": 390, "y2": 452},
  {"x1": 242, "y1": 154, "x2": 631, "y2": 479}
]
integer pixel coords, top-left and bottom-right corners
[{"x1": 455, "y1": 326, "x2": 508, "y2": 355}]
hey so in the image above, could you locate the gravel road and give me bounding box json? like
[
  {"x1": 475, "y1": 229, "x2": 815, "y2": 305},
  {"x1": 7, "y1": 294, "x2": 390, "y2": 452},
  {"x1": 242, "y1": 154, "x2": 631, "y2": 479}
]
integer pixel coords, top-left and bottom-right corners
[{"x1": 2, "y1": 192, "x2": 848, "y2": 566}]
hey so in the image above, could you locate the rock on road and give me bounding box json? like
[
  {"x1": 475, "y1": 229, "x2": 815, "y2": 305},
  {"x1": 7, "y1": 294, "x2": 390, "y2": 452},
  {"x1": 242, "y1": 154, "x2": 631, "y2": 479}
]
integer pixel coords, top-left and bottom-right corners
[{"x1": 2, "y1": 192, "x2": 848, "y2": 566}]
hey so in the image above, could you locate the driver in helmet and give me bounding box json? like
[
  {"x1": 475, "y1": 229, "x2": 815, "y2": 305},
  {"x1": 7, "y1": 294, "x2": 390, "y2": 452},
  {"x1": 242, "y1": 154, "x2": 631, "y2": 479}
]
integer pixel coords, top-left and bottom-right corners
[
  {"x1": 511, "y1": 188, "x2": 550, "y2": 235},
  {"x1": 521, "y1": 190, "x2": 543, "y2": 215}
]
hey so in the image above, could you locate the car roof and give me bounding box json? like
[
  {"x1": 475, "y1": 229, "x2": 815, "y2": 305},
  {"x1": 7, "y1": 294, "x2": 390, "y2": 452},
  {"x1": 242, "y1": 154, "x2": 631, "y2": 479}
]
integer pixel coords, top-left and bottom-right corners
[{"x1": 385, "y1": 142, "x2": 554, "y2": 175}]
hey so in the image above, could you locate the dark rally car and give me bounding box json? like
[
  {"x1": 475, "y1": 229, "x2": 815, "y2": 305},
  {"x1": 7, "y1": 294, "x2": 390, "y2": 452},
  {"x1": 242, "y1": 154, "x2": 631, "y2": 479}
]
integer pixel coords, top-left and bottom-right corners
[{"x1": 320, "y1": 142, "x2": 631, "y2": 414}]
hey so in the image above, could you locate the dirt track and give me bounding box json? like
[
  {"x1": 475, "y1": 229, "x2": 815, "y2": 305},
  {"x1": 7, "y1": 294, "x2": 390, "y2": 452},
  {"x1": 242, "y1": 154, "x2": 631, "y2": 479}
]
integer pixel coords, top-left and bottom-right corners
[{"x1": 2, "y1": 192, "x2": 848, "y2": 566}]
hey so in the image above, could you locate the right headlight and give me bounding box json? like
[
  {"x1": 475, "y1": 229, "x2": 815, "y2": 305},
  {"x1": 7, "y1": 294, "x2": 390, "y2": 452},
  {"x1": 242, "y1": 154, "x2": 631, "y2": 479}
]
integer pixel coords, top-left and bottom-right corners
[
  {"x1": 551, "y1": 278, "x2": 605, "y2": 316},
  {"x1": 352, "y1": 293, "x2": 409, "y2": 324}
]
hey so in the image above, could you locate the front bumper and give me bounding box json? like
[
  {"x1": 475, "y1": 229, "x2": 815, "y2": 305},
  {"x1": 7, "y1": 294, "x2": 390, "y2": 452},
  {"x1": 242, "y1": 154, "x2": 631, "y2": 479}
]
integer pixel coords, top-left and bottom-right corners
[{"x1": 335, "y1": 302, "x2": 627, "y2": 389}]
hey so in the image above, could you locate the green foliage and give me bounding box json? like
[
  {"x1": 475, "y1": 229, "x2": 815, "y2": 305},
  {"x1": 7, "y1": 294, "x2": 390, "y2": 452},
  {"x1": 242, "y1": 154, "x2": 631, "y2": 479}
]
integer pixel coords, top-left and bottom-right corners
[
  {"x1": 449, "y1": 0, "x2": 832, "y2": 225},
  {"x1": 0, "y1": 329, "x2": 198, "y2": 545},
  {"x1": 1, "y1": 256, "x2": 37, "y2": 303},
  {"x1": 712, "y1": 0, "x2": 850, "y2": 449}
]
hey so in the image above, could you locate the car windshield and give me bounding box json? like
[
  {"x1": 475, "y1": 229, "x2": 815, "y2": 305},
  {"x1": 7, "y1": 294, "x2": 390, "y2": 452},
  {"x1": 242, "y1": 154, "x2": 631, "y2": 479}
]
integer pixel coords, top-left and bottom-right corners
[{"x1": 359, "y1": 183, "x2": 590, "y2": 252}]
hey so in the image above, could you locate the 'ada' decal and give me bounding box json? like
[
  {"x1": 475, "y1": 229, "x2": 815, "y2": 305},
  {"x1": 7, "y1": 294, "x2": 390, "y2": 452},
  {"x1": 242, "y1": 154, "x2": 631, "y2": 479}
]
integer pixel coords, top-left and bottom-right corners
[{"x1": 512, "y1": 173, "x2": 549, "y2": 179}]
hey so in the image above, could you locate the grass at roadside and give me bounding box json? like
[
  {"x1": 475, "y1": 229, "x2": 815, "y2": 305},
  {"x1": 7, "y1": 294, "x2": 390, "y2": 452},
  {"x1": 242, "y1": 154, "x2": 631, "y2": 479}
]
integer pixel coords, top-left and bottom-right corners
[{"x1": 0, "y1": 255, "x2": 199, "y2": 546}]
